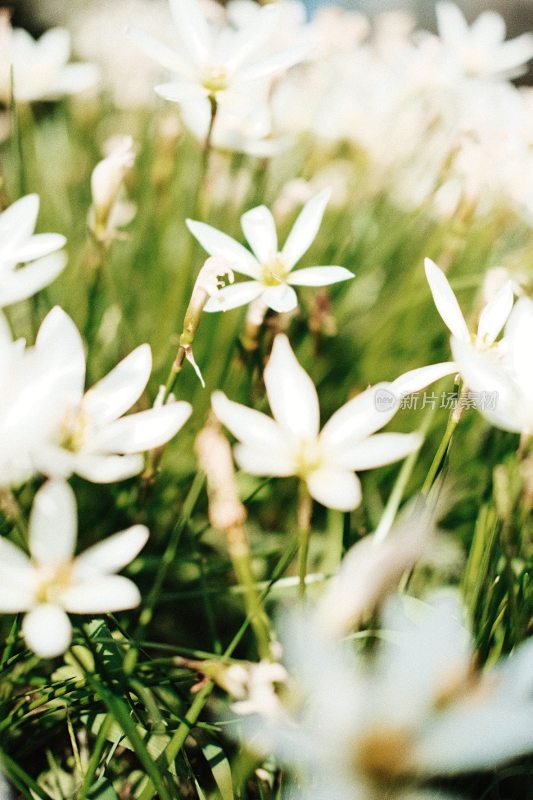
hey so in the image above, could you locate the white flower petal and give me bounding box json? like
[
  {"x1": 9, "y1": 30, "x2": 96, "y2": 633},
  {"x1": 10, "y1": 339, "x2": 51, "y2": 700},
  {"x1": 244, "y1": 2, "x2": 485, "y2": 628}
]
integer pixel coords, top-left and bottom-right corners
[
  {"x1": 212, "y1": 391, "x2": 290, "y2": 450},
  {"x1": 391, "y1": 362, "x2": 457, "y2": 396},
  {"x1": 155, "y1": 81, "x2": 205, "y2": 105},
  {"x1": 0, "y1": 535, "x2": 30, "y2": 571},
  {"x1": 83, "y1": 344, "x2": 152, "y2": 428},
  {"x1": 241, "y1": 205, "x2": 278, "y2": 264},
  {"x1": 23, "y1": 604, "x2": 72, "y2": 658},
  {"x1": 237, "y1": 43, "x2": 311, "y2": 84},
  {"x1": 10, "y1": 233, "x2": 66, "y2": 264},
  {"x1": 35, "y1": 306, "x2": 86, "y2": 402},
  {"x1": 287, "y1": 266, "x2": 354, "y2": 287},
  {"x1": 204, "y1": 281, "x2": 264, "y2": 312},
  {"x1": 0, "y1": 252, "x2": 67, "y2": 308},
  {"x1": 126, "y1": 26, "x2": 193, "y2": 75},
  {"x1": 72, "y1": 453, "x2": 144, "y2": 483},
  {"x1": 281, "y1": 188, "x2": 330, "y2": 270},
  {"x1": 451, "y1": 337, "x2": 526, "y2": 433},
  {"x1": 29, "y1": 480, "x2": 77, "y2": 566},
  {"x1": 91, "y1": 402, "x2": 192, "y2": 454},
  {"x1": 502, "y1": 297, "x2": 533, "y2": 399},
  {"x1": 424, "y1": 258, "x2": 470, "y2": 342},
  {"x1": 169, "y1": 0, "x2": 211, "y2": 68},
  {"x1": 262, "y1": 284, "x2": 298, "y2": 313},
  {"x1": 436, "y1": 2, "x2": 468, "y2": 45},
  {"x1": 234, "y1": 443, "x2": 294, "y2": 477},
  {"x1": 321, "y1": 383, "x2": 399, "y2": 452},
  {"x1": 0, "y1": 194, "x2": 39, "y2": 254},
  {"x1": 307, "y1": 468, "x2": 362, "y2": 511},
  {"x1": 61, "y1": 575, "x2": 141, "y2": 614},
  {"x1": 186, "y1": 219, "x2": 260, "y2": 278},
  {"x1": 0, "y1": 580, "x2": 34, "y2": 612},
  {"x1": 264, "y1": 334, "x2": 320, "y2": 439},
  {"x1": 476, "y1": 281, "x2": 513, "y2": 347},
  {"x1": 73, "y1": 525, "x2": 149, "y2": 580},
  {"x1": 335, "y1": 432, "x2": 423, "y2": 471}
]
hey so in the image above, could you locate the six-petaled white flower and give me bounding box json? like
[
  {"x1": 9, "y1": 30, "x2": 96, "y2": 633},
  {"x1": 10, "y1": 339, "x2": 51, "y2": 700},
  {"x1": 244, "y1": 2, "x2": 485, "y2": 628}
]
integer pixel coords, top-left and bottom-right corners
[
  {"x1": 31, "y1": 307, "x2": 192, "y2": 483},
  {"x1": 187, "y1": 189, "x2": 354, "y2": 314},
  {"x1": 212, "y1": 334, "x2": 425, "y2": 511},
  {"x1": 0, "y1": 480, "x2": 148, "y2": 658},
  {"x1": 128, "y1": 0, "x2": 309, "y2": 111},
  {"x1": 0, "y1": 26, "x2": 98, "y2": 104},
  {"x1": 0, "y1": 194, "x2": 67, "y2": 308}
]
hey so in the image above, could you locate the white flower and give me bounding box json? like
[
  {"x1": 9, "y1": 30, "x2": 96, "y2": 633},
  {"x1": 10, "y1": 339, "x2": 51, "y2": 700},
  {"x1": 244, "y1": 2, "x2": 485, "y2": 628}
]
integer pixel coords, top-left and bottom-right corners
[
  {"x1": 128, "y1": 0, "x2": 309, "y2": 111},
  {"x1": 238, "y1": 594, "x2": 533, "y2": 799},
  {"x1": 0, "y1": 26, "x2": 99, "y2": 104},
  {"x1": 435, "y1": 2, "x2": 533, "y2": 81},
  {"x1": 89, "y1": 136, "x2": 136, "y2": 241},
  {"x1": 0, "y1": 480, "x2": 148, "y2": 658},
  {"x1": 32, "y1": 307, "x2": 192, "y2": 483},
  {"x1": 425, "y1": 257, "x2": 514, "y2": 351},
  {"x1": 212, "y1": 334, "x2": 424, "y2": 511},
  {"x1": 451, "y1": 297, "x2": 533, "y2": 435},
  {"x1": 187, "y1": 189, "x2": 354, "y2": 314},
  {"x1": 0, "y1": 194, "x2": 67, "y2": 308}
]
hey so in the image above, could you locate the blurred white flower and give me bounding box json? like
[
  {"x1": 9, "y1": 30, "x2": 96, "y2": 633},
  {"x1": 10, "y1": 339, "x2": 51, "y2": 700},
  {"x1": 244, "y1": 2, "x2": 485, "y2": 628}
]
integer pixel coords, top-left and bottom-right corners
[
  {"x1": 188, "y1": 189, "x2": 354, "y2": 313},
  {"x1": 451, "y1": 297, "x2": 533, "y2": 435},
  {"x1": 212, "y1": 334, "x2": 424, "y2": 511},
  {"x1": 0, "y1": 480, "x2": 148, "y2": 658},
  {"x1": 89, "y1": 136, "x2": 136, "y2": 243},
  {"x1": 0, "y1": 194, "x2": 67, "y2": 308},
  {"x1": 31, "y1": 307, "x2": 192, "y2": 482},
  {"x1": 128, "y1": 0, "x2": 309, "y2": 112},
  {"x1": 238, "y1": 594, "x2": 533, "y2": 799},
  {"x1": 435, "y1": 2, "x2": 533, "y2": 81},
  {"x1": 425, "y1": 258, "x2": 514, "y2": 351},
  {"x1": 0, "y1": 25, "x2": 98, "y2": 104}
]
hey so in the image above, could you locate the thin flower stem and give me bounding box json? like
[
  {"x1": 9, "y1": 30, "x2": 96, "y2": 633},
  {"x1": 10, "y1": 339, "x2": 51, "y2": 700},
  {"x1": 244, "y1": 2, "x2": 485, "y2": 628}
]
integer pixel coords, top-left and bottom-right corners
[
  {"x1": 137, "y1": 536, "x2": 299, "y2": 800},
  {"x1": 77, "y1": 713, "x2": 114, "y2": 800},
  {"x1": 297, "y1": 481, "x2": 313, "y2": 600},
  {"x1": 374, "y1": 406, "x2": 436, "y2": 544},
  {"x1": 422, "y1": 382, "x2": 465, "y2": 496},
  {"x1": 227, "y1": 525, "x2": 272, "y2": 660}
]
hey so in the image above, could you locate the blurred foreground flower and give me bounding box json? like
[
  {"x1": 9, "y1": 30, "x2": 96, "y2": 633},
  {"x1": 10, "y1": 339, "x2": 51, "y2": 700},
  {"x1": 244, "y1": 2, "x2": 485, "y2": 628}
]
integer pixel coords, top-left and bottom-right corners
[
  {"x1": 213, "y1": 334, "x2": 425, "y2": 511},
  {"x1": 188, "y1": 189, "x2": 354, "y2": 313},
  {"x1": 0, "y1": 194, "x2": 66, "y2": 307},
  {"x1": 0, "y1": 25, "x2": 98, "y2": 104},
  {"x1": 237, "y1": 594, "x2": 533, "y2": 800},
  {"x1": 0, "y1": 480, "x2": 148, "y2": 658}
]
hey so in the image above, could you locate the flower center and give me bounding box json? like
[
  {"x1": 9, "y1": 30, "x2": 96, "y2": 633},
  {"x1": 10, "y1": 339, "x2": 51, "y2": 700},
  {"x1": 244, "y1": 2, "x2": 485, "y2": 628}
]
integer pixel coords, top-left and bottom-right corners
[
  {"x1": 261, "y1": 255, "x2": 289, "y2": 287},
  {"x1": 35, "y1": 562, "x2": 73, "y2": 604},
  {"x1": 202, "y1": 65, "x2": 229, "y2": 95},
  {"x1": 353, "y1": 726, "x2": 413, "y2": 785},
  {"x1": 293, "y1": 439, "x2": 323, "y2": 478},
  {"x1": 59, "y1": 407, "x2": 88, "y2": 453}
]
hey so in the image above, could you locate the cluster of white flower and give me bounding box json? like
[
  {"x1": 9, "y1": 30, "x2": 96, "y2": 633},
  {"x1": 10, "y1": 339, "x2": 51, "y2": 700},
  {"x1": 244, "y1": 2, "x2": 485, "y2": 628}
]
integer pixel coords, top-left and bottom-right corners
[{"x1": 0, "y1": 0, "x2": 531, "y2": 796}]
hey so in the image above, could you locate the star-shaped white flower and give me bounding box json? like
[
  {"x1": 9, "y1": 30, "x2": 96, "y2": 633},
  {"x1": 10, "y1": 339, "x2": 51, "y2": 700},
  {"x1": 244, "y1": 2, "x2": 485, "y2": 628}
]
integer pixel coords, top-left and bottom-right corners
[
  {"x1": 0, "y1": 26, "x2": 98, "y2": 104},
  {"x1": 0, "y1": 480, "x2": 148, "y2": 658},
  {"x1": 435, "y1": 1, "x2": 533, "y2": 81},
  {"x1": 187, "y1": 189, "x2": 354, "y2": 314},
  {"x1": 236, "y1": 594, "x2": 533, "y2": 800},
  {"x1": 425, "y1": 257, "x2": 514, "y2": 352},
  {"x1": 451, "y1": 297, "x2": 533, "y2": 435},
  {"x1": 128, "y1": 0, "x2": 309, "y2": 110},
  {"x1": 212, "y1": 334, "x2": 424, "y2": 511},
  {"x1": 0, "y1": 194, "x2": 67, "y2": 308},
  {"x1": 32, "y1": 307, "x2": 192, "y2": 483}
]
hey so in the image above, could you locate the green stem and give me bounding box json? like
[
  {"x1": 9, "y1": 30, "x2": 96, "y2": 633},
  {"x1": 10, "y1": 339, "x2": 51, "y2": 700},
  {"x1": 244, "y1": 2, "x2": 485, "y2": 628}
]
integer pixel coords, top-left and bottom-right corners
[
  {"x1": 297, "y1": 482, "x2": 313, "y2": 600},
  {"x1": 422, "y1": 383, "x2": 464, "y2": 496},
  {"x1": 77, "y1": 713, "x2": 113, "y2": 800}
]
